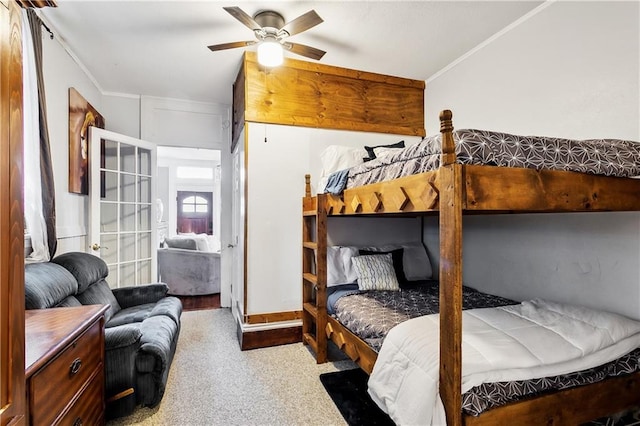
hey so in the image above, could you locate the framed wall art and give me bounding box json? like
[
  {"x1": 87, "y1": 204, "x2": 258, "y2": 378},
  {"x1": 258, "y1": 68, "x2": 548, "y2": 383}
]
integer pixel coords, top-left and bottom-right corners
[{"x1": 68, "y1": 87, "x2": 105, "y2": 195}]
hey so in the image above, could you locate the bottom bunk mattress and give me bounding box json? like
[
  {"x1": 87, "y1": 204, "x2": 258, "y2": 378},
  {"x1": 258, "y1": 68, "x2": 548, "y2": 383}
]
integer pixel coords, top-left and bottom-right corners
[
  {"x1": 329, "y1": 281, "x2": 515, "y2": 352},
  {"x1": 368, "y1": 299, "x2": 640, "y2": 425}
]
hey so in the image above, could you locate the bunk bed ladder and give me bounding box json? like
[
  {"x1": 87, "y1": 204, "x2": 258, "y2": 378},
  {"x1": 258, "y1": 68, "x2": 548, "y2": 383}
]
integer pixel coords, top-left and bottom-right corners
[{"x1": 302, "y1": 175, "x2": 328, "y2": 363}]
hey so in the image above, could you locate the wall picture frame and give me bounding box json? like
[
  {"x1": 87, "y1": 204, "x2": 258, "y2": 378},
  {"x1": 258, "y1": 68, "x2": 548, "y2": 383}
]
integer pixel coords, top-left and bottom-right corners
[{"x1": 68, "y1": 87, "x2": 105, "y2": 195}]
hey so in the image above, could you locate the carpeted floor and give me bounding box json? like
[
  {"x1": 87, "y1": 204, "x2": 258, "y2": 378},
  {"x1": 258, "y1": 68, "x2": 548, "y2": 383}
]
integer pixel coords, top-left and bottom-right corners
[{"x1": 107, "y1": 308, "x2": 356, "y2": 426}]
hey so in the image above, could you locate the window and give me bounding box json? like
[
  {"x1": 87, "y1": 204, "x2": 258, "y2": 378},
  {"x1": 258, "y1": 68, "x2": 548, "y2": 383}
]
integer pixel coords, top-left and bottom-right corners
[{"x1": 182, "y1": 196, "x2": 209, "y2": 214}]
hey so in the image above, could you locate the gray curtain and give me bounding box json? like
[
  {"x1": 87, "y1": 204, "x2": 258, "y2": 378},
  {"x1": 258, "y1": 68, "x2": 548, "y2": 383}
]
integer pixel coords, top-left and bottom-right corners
[{"x1": 26, "y1": 9, "x2": 57, "y2": 258}]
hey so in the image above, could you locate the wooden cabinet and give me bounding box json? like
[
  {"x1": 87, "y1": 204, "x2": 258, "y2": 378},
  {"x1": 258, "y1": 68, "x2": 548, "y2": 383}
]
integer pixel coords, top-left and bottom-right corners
[
  {"x1": 25, "y1": 305, "x2": 108, "y2": 426},
  {"x1": 0, "y1": 1, "x2": 26, "y2": 424},
  {"x1": 231, "y1": 51, "x2": 425, "y2": 151}
]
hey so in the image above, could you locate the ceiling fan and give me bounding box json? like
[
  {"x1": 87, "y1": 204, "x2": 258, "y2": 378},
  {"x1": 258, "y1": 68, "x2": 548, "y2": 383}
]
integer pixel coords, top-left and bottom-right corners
[{"x1": 207, "y1": 6, "x2": 326, "y2": 67}]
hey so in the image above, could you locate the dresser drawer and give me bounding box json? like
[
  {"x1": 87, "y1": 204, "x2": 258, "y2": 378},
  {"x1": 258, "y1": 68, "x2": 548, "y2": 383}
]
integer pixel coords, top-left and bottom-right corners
[
  {"x1": 57, "y1": 370, "x2": 104, "y2": 426},
  {"x1": 30, "y1": 320, "x2": 103, "y2": 425}
]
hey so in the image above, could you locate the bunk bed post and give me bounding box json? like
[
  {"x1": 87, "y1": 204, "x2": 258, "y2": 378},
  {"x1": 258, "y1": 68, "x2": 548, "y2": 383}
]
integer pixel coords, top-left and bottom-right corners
[
  {"x1": 439, "y1": 109, "x2": 464, "y2": 426},
  {"x1": 315, "y1": 193, "x2": 329, "y2": 363},
  {"x1": 304, "y1": 174, "x2": 311, "y2": 198}
]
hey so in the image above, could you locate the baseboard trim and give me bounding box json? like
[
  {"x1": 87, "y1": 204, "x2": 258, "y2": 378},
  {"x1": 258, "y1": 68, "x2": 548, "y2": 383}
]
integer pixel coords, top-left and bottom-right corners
[
  {"x1": 239, "y1": 325, "x2": 302, "y2": 350},
  {"x1": 245, "y1": 310, "x2": 302, "y2": 324}
]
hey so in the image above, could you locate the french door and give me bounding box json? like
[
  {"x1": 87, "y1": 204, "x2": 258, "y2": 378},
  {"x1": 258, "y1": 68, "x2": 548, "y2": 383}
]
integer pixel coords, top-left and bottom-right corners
[{"x1": 89, "y1": 127, "x2": 157, "y2": 288}]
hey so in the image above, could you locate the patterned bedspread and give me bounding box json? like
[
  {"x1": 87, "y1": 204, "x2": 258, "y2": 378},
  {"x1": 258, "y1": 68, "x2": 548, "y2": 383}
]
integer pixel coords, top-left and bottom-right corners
[
  {"x1": 333, "y1": 129, "x2": 640, "y2": 193},
  {"x1": 333, "y1": 286, "x2": 640, "y2": 418},
  {"x1": 332, "y1": 283, "x2": 514, "y2": 352},
  {"x1": 463, "y1": 347, "x2": 640, "y2": 416}
]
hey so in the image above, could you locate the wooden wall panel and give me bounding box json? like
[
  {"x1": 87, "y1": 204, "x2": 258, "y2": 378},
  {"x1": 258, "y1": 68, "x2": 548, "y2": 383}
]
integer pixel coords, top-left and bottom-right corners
[
  {"x1": 239, "y1": 51, "x2": 425, "y2": 138},
  {"x1": 231, "y1": 63, "x2": 245, "y2": 152},
  {"x1": 0, "y1": 1, "x2": 26, "y2": 424}
]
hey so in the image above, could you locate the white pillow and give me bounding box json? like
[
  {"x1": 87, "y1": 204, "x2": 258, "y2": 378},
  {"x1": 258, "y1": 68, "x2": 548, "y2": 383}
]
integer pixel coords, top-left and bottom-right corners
[
  {"x1": 373, "y1": 146, "x2": 403, "y2": 159},
  {"x1": 320, "y1": 145, "x2": 367, "y2": 176},
  {"x1": 352, "y1": 253, "x2": 400, "y2": 291},
  {"x1": 327, "y1": 246, "x2": 347, "y2": 286},
  {"x1": 340, "y1": 246, "x2": 359, "y2": 283},
  {"x1": 327, "y1": 246, "x2": 359, "y2": 287}
]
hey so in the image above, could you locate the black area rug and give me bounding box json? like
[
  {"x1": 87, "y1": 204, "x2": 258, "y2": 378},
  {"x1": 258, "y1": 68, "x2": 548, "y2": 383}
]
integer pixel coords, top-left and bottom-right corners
[{"x1": 320, "y1": 368, "x2": 395, "y2": 426}]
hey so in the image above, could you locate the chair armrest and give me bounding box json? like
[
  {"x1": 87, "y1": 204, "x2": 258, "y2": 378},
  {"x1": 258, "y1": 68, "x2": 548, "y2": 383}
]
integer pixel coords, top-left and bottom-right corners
[
  {"x1": 112, "y1": 283, "x2": 169, "y2": 309},
  {"x1": 105, "y1": 324, "x2": 142, "y2": 350},
  {"x1": 104, "y1": 325, "x2": 142, "y2": 407}
]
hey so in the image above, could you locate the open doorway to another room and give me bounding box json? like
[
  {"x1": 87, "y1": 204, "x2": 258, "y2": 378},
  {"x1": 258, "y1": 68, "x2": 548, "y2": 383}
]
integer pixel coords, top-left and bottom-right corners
[{"x1": 156, "y1": 147, "x2": 221, "y2": 310}]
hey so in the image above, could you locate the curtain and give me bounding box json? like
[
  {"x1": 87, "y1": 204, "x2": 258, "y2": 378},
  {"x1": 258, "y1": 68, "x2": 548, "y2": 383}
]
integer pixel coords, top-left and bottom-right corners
[
  {"x1": 22, "y1": 10, "x2": 49, "y2": 262},
  {"x1": 27, "y1": 9, "x2": 57, "y2": 259}
]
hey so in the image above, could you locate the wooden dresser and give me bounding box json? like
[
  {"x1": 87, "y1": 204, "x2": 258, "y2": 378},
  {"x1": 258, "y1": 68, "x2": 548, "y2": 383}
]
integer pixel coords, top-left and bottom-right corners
[{"x1": 25, "y1": 305, "x2": 108, "y2": 426}]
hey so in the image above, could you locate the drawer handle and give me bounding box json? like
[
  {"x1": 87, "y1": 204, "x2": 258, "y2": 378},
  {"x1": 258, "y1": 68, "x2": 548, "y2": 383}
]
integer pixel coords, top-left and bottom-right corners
[
  {"x1": 70, "y1": 358, "x2": 82, "y2": 375},
  {"x1": 73, "y1": 417, "x2": 83, "y2": 426}
]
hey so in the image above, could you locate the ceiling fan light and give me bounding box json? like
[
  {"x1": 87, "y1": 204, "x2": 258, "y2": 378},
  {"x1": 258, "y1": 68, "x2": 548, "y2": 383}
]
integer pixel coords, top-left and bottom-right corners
[{"x1": 257, "y1": 39, "x2": 283, "y2": 67}]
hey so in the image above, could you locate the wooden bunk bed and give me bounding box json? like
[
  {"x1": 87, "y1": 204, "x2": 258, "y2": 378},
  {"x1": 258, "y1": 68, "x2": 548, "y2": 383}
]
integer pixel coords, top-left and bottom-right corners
[{"x1": 301, "y1": 110, "x2": 640, "y2": 426}]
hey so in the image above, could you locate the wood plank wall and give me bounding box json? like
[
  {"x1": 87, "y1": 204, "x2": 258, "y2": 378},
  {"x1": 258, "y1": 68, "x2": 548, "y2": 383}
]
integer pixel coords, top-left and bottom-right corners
[{"x1": 231, "y1": 51, "x2": 425, "y2": 149}]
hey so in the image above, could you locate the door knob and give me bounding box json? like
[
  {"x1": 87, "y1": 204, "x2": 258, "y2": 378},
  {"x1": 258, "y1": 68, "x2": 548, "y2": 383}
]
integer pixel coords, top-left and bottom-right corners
[
  {"x1": 227, "y1": 244, "x2": 235, "y2": 248},
  {"x1": 91, "y1": 243, "x2": 100, "y2": 251}
]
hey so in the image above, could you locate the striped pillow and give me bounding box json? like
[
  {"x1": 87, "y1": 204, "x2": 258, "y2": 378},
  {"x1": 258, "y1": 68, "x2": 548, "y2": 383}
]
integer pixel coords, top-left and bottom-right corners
[{"x1": 352, "y1": 253, "x2": 400, "y2": 291}]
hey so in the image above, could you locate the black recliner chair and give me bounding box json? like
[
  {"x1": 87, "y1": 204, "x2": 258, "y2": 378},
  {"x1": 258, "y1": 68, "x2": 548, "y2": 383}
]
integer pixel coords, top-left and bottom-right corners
[{"x1": 25, "y1": 251, "x2": 182, "y2": 418}]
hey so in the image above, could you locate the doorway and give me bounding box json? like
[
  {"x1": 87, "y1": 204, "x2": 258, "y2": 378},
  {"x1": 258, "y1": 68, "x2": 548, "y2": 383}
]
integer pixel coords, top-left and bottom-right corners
[{"x1": 176, "y1": 191, "x2": 213, "y2": 235}]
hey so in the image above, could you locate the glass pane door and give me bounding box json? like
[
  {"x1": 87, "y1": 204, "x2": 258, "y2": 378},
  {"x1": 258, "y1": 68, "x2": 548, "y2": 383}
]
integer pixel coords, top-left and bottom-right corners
[{"x1": 90, "y1": 128, "x2": 157, "y2": 288}]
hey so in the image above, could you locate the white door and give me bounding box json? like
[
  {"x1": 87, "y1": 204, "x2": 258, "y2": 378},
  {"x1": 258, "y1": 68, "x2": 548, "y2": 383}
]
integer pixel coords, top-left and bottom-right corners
[
  {"x1": 89, "y1": 127, "x2": 157, "y2": 289},
  {"x1": 230, "y1": 141, "x2": 245, "y2": 319}
]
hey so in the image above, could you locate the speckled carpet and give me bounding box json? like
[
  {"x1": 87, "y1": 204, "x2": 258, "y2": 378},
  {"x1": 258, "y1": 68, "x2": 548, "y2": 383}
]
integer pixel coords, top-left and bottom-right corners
[{"x1": 107, "y1": 308, "x2": 356, "y2": 426}]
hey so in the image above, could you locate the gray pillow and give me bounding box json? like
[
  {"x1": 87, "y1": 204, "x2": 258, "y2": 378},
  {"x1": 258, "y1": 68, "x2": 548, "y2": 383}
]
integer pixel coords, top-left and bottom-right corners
[{"x1": 165, "y1": 237, "x2": 197, "y2": 250}]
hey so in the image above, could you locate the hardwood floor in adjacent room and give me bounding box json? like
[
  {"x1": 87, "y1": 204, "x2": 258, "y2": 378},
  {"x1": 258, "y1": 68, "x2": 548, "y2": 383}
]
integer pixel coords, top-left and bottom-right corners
[{"x1": 175, "y1": 293, "x2": 220, "y2": 311}]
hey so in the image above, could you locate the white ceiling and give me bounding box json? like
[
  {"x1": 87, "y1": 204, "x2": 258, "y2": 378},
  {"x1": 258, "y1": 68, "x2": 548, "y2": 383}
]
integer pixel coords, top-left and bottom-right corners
[{"x1": 40, "y1": 1, "x2": 543, "y2": 106}]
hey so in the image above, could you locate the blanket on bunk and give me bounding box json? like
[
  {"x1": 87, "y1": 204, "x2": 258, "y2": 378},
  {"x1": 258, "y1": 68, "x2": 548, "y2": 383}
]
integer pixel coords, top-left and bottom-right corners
[
  {"x1": 368, "y1": 298, "x2": 640, "y2": 426},
  {"x1": 332, "y1": 284, "x2": 514, "y2": 352},
  {"x1": 324, "y1": 129, "x2": 640, "y2": 194}
]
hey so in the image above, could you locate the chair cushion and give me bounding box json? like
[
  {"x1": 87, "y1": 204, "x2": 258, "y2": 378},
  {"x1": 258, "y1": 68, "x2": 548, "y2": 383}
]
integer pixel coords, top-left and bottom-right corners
[
  {"x1": 75, "y1": 279, "x2": 121, "y2": 322},
  {"x1": 149, "y1": 297, "x2": 182, "y2": 326},
  {"x1": 53, "y1": 252, "x2": 109, "y2": 293},
  {"x1": 136, "y1": 315, "x2": 179, "y2": 374},
  {"x1": 25, "y1": 262, "x2": 78, "y2": 309},
  {"x1": 106, "y1": 303, "x2": 155, "y2": 328}
]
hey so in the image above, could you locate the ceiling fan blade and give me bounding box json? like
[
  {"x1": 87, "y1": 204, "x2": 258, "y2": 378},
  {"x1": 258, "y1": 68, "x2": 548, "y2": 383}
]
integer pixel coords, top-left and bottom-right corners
[
  {"x1": 280, "y1": 10, "x2": 323, "y2": 37},
  {"x1": 208, "y1": 41, "x2": 256, "y2": 52},
  {"x1": 223, "y1": 6, "x2": 262, "y2": 31},
  {"x1": 285, "y1": 42, "x2": 326, "y2": 61}
]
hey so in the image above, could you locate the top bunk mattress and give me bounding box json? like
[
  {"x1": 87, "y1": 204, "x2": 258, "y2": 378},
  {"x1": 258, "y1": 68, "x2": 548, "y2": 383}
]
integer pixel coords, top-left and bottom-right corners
[{"x1": 326, "y1": 129, "x2": 640, "y2": 194}]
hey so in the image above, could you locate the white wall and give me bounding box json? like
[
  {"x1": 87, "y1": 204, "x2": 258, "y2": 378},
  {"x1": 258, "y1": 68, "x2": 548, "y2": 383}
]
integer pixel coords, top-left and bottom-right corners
[
  {"x1": 42, "y1": 32, "x2": 102, "y2": 253},
  {"x1": 424, "y1": 2, "x2": 640, "y2": 319},
  {"x1": 245, "y1": 123, "x2": 424, "y2": 317},
  {"x1": 42, "y1": 34, "x2": 233, "y2": 308},
  {"x1": 140, "y1": 96, "x2": 229, "y2": 150},
  {"x1": 101, "y1": 94, "x2": 140, "y2": 139}
]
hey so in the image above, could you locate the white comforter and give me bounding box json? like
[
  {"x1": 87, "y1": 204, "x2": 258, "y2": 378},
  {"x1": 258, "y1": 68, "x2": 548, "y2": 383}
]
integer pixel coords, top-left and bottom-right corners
[{"x1": 368, "y1": 299, "x2": 640, "y2": 426}]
